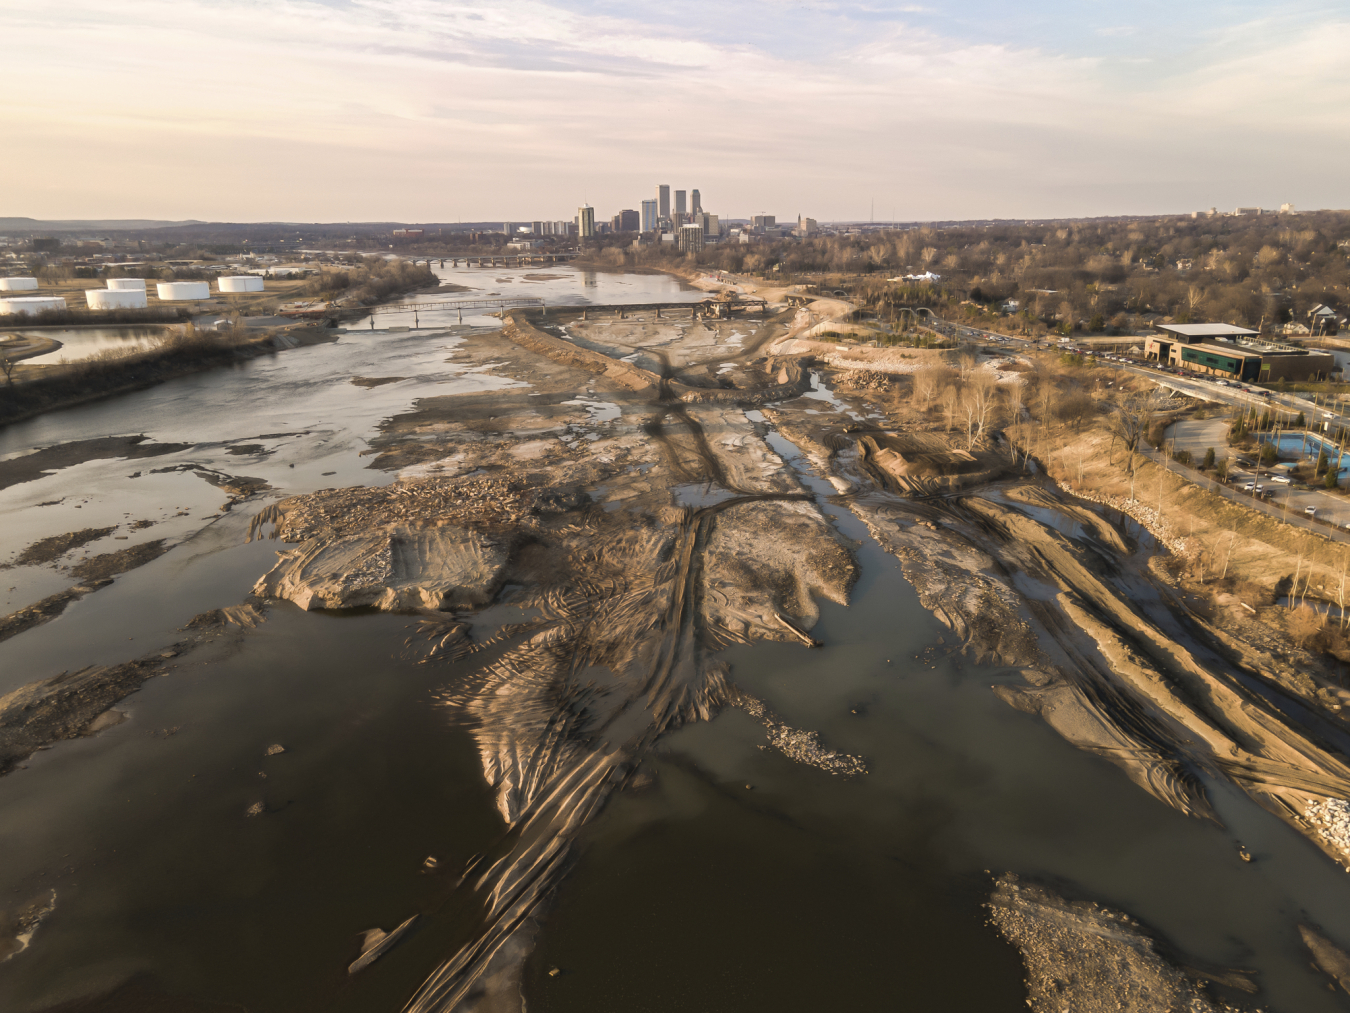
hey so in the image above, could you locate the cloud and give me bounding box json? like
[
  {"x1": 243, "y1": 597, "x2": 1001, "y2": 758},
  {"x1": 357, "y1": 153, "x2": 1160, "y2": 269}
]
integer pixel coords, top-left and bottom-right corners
[{"x1": 0, "y1": 0, "x2": 1346, "y2": 220}]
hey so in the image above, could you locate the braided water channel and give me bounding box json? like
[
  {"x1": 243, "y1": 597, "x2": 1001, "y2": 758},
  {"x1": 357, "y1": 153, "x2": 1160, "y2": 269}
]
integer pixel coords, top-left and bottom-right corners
[{"x1": 2, "y1": 268, "x2": 1350, "y2": 1011}]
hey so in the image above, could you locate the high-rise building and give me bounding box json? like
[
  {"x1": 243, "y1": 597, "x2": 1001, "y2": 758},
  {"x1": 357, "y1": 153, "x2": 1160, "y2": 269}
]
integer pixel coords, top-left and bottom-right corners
[
  {"x1": 678, "y1": 223, "x2": 704, "y2": 254},
  {"x1": 691, "y1": 189, "x2": 702, "y2": 214},
  {"x1": 577, "y1": 205, "x2": 596, "y2": 239},
  {"x1": 674, "y1": 190, "x2": 686, "y2": 217},
  {"x1": 701, "y1": 213, "x2": 719, "y2": 236},
  {"x1": 502, "y1": 222, "x2": 515, "y2": 235},
  {"x1": 612, "y1": 209, "x2": 640, "y2": 232},
  {"x1": 530, "y1": 221, "x2": 544, "y2": 234},
  {"x1": 751, "y1": 214, "x2": 775, "y2": 232},
  {"x1": 657, "y1": 185, "x2": 670, "y2": 220},
  {"x1": 641, "y1": 199, "x2": 658, "y2": 232}
]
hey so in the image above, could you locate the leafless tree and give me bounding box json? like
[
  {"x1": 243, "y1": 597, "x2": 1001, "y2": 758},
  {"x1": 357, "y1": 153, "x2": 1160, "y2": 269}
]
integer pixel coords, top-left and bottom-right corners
[
  {"x1": 1110, "y1": 390, "x2": 1161, "y2": 501},
  {"x1": 1289, "y1": 605, "x2": 1322, "y2": 650},
  {"x1": 940, "y1": 384, "x2": 961, "y2": 432},
  {"x1": 1003, "y1": 377, "x2": 1025, "y2": 463},
  {"x1": 963, "y1": 371, "x2": 1000, "y2": 448},
  {"x1": 0, "y1": 355, "x2": 14, "y2": 385}
]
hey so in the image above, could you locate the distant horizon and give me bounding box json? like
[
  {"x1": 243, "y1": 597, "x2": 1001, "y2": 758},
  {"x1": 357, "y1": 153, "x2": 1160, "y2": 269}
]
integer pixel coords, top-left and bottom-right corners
[
  {"x1": 4, "y1": 206, "x2": 1347, "y2": 236},
  {"x1": 3, "y1": 1, "x2": 1345, "y2": 222}
]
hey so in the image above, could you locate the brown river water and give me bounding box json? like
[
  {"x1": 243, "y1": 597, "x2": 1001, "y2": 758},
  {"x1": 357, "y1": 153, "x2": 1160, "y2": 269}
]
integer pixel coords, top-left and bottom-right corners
[{"x1": 2, "y1": 267, "x2": 1350, "y2": 1011}]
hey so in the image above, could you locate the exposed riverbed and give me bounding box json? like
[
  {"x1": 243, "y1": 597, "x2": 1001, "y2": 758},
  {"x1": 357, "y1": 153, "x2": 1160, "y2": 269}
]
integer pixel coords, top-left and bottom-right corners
[{"x1": 3, "y1": 266, "x2": 1350, "y2": 1012}]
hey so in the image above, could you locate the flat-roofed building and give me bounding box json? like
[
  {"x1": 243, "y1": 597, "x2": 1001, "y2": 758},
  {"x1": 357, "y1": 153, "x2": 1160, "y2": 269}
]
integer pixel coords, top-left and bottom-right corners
[
  {"x1": 576, "y1": 205, "x2": 596, "y2": 239},
  {"x1": 678, "y1": 223, "x2": 704, "y2": 254},
  {"x1": 1146, "y1": 322, "x2": 1334, "y2": 381}
]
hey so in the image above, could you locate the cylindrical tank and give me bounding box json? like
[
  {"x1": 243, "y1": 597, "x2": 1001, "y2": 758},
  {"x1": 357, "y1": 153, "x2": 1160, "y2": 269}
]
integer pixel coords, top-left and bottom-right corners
[
  {"x1": 0, "y1": 295, "x2": 67, "y2": 315},
  {"x1": 0, "y1": 277, "x2": 39, "y2": 292},
  {"x1": 156, "y1": 282, "x2": 211, "y2": 301},
  {"x1": 87, "y1": 288, "x2": 149, "y2": 310},
  {"x1": 218, "y1": 276, "x2": 264, "y2": 293},
  {"x1": 107, "y1": 278, "x2": 147, "y2": 291}
]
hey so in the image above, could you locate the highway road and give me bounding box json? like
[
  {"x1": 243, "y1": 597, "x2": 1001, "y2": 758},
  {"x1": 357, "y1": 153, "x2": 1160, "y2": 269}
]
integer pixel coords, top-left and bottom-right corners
[{"x1": 949, "y1": 322, "x2": 1350, "y2": 536}]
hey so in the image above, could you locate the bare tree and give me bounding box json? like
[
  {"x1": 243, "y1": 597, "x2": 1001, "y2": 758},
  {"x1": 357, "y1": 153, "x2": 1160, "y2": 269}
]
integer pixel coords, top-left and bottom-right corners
[
  {"x1": 964, "y1": 371, "x2": 1000, "y2": 449},
  {"x1": 1003, "y1": 378, "x2": 1025, "y2": 463},
  {"x1": 0, "y1": 355, "x2": 14, "y2": 386},
  {"x1": 911, "y1": 365, "x2": 941, "y2": 410},
  {"x1": 1289, "y1": 605, "x2": 1322, "y2": 650},
  {"x1": 940, "y1": 384, "x2": 961, "y2": 432},
  {"x1": 1110, "y1": 390, "x2": 1161, "y2": 501}
]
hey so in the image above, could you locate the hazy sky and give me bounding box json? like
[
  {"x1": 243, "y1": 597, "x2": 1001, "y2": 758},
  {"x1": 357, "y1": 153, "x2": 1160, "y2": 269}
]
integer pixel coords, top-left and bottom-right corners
[{"x1": 3, "y1": 0, "x2": 1347, "y2": 222}]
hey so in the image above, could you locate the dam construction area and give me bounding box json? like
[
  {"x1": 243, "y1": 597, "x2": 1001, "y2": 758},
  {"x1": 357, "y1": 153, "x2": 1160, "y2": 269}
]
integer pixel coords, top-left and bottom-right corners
[{"x1": 5, "y1": 263, "x2": 1350, "y2": 1013}]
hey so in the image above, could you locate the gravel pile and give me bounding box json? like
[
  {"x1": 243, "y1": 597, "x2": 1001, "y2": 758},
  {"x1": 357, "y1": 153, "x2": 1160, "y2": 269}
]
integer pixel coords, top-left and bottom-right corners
[{"x1": 1305, "y1": 798, "x2": 1350, "y2": 859}]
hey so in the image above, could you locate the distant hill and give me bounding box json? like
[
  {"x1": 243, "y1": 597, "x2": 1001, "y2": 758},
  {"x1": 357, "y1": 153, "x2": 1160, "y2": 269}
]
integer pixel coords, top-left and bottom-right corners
[{"x1": 0, "y1": 218, "x2": 208, "y2": 232}]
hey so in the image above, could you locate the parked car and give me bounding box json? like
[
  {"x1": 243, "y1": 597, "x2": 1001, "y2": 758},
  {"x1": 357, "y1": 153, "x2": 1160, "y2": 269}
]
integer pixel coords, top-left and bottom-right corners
[
  {"x1": 1243, "y1": 482, "x2": 1256, "y2": 491},
  {"x1": 1270, "y1": 475, "x2": 1291, "y2": 485},
  {"x1": 1306, "y1": 506, "x2": 1318, "y2": 517}
]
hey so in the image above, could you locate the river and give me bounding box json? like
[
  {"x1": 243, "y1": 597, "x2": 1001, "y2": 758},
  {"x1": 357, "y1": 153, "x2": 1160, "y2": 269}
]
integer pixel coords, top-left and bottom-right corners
[{"x1": 2, "y1": 265, "x2": 1349, "y2": 1011}]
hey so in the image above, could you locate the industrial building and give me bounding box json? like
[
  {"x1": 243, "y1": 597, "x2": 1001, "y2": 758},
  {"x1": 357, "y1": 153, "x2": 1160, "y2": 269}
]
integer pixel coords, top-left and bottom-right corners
[
  {"x1": 107, "y1": 278, "x2": 146, "y2": 292},
  {"x1": 0, "y1": 277, "x2": 39, "y2": 292},
  {"x1": 1145, "y1": 323, "x2": 1335, "y2": 382},
  {"x1": 0, "y1": 295, "x2": 66, "y2": 315}
]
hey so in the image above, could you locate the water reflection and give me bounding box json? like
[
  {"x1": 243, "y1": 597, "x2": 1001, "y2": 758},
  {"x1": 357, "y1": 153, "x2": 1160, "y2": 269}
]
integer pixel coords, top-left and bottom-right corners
[{"x1": 18, "y1": 326, "x2": 172, "y2": 364}]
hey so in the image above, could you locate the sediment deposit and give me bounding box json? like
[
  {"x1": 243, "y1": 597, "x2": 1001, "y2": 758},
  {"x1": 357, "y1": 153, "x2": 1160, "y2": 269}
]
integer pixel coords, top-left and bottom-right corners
[
  {"x1": 988, "y1": 874, "x2": 1253, "y2": 1012},
  {"x1": 240, "y1": 302, "x2": 1350, "y2": 1011},
  {"x1": 14, "y1": 288, "x2": 1350, "y2": 1012}
]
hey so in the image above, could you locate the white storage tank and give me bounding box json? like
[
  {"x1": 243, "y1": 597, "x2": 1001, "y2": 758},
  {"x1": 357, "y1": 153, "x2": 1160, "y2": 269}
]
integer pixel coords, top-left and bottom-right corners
[
  {"x1": 156, "y1": 281, "x2": 210, "y2": 301},
  {"x1": 87, "y1": 288, "x2": 148, "y2": 310},
  {"x1": 0, "y1": 277, "x2": 39, "y2": 292},
  {"x1": 218, "y1": 276, "x2": 264, "y2": 293},
  {"x1": 107, "y1": 278, "x2": 147, "y2": 292},
  {"x1": 0, "y1": 295, "x2": 67, "y2": 315}
]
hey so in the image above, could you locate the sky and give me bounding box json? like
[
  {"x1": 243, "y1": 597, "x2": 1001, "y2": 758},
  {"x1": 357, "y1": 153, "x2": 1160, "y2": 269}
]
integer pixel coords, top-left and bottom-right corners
[{"x1": 2, "y1": 0, "x2": 1347, "y2": 223}]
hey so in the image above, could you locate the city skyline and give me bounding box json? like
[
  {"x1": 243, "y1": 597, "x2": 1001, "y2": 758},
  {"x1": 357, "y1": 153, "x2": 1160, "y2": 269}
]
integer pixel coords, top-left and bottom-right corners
[{"x1": 1, "y1": 1, "x2": 1346, "y2": 221}]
